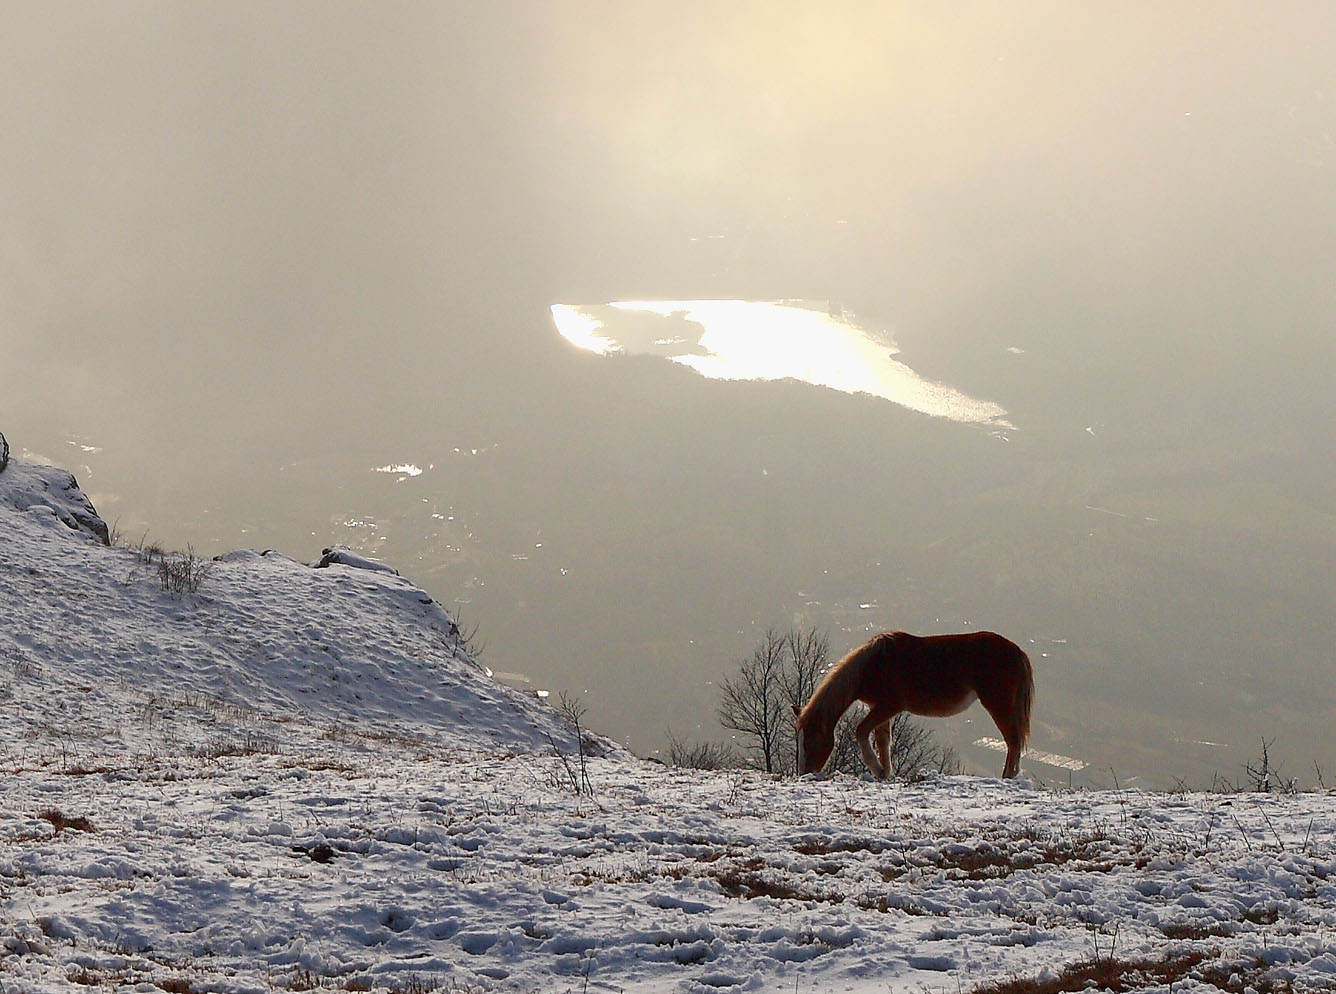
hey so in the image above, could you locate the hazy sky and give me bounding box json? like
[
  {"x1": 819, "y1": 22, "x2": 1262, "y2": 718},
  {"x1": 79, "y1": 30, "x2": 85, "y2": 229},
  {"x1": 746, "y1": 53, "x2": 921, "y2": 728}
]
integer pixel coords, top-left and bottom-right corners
[{"x1": 6, "y1": 3, "x2": 1333, "y2": 402}]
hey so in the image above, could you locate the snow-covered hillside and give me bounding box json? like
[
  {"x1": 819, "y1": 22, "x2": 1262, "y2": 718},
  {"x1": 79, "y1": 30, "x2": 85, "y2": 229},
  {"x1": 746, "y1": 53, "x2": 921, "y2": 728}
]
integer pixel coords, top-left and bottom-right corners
[
  {"x1": 0, "y1": 459, "x2": 585, "y2": 760},
  {"x1": 3, "y1": 457, "x2": 1335, "y2": 993}
]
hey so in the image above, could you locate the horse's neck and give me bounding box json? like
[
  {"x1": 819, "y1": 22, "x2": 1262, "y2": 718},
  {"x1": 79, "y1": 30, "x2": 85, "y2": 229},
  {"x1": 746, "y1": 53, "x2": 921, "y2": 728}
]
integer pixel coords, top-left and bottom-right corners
[{"x1": 814, "y1": 655, "x2": 863, "y2": 725}]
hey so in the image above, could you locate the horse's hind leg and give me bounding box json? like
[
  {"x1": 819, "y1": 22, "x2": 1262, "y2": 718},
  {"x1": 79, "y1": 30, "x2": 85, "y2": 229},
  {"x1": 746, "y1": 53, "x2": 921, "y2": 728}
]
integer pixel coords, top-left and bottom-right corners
[{"x1": 981, "y1": 698, "x2": 1023, "y2": 778}]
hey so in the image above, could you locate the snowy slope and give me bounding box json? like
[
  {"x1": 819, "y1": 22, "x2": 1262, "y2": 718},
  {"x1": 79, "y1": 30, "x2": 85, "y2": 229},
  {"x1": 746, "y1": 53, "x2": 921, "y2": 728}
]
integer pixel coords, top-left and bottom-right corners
[
  {"x1": 0, "y1": 459, "x2": 585, "y2": 760},
  {"x1": 3, "y1": 458, "x2": 1335, "y2": 994}
]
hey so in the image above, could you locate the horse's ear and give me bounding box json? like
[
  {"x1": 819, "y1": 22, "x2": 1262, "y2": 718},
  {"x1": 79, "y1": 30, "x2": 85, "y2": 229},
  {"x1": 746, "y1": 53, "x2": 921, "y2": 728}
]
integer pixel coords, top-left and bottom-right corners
[{"x1": 791, "y1": 704, "x2": 801, "y2": 719}]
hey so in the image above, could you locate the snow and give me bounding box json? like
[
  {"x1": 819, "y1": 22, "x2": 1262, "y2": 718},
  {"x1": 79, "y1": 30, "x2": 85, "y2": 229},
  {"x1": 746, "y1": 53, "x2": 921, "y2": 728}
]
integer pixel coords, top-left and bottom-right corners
[{"x1": 3, "y1": 457, "x2": 1335, "y2": 993}]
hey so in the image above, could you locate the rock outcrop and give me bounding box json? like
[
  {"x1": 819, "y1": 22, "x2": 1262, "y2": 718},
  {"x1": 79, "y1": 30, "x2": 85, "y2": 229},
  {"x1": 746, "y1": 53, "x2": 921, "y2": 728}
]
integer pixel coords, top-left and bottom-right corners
[{"x1": 0, "y1": 457, "x2": 110, "y2": 545}]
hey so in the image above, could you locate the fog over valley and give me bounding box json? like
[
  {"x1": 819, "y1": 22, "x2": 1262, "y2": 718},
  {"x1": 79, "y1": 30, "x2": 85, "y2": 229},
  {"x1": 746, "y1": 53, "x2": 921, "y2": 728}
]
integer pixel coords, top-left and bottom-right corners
[{"x1": 3, "y1": 2, "x2": 1333, "y2": 788}]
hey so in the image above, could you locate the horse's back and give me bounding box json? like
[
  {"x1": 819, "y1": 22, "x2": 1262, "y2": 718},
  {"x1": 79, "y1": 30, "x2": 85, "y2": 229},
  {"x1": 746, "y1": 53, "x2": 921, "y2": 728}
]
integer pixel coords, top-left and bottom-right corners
[
  {"x1": 893, "y1": 631, "x2": 1026, "y2": 666},
  {"x1": 878, "y1": 631, "x2": 1029, "y2": 708},
  {"x1": 928, "y1": 631, "x2": 1029, "y2": 680}
]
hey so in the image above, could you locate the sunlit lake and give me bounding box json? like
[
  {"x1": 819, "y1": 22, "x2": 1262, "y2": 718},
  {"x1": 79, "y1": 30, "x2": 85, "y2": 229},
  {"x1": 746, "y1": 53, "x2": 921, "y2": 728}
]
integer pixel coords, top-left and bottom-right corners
[{"x1": 552, "y1": 300, "x2": 1014, "y2": 429}]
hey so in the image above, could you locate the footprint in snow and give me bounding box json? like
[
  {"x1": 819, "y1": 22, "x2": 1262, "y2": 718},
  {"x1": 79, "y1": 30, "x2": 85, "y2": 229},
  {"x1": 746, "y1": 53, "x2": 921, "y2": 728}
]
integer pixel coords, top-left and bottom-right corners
[
  {"x1": 458, "y1": 931, "x2": 497, "y2": 955},
  {"x1": 906, "y1": 954, "x2": 955, "y2": 971},
  {"x1": 646, "y1": 892, "x2": 712, "y2": 915}
]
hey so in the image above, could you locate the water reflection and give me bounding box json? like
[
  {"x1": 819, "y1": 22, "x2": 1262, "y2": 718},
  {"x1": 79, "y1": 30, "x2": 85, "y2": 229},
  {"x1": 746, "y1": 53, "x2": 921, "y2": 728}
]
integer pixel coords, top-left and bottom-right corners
[
  {"x1": 552, "y1": 300, "x2": 1013, "y2": 428},
  {"x1": 975, "y1": 737, "x2": 1087, "y2": 772},
  {"x1": 373, "y1": 463, "x2": 424, "y2": 478}
]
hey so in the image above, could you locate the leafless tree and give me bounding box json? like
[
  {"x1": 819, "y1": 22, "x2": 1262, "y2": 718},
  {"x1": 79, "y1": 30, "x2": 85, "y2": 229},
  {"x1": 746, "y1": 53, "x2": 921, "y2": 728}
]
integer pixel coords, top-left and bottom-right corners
[
  {"x1": 719, "y1": 628, "x2": 790, "y2": 773},
  {"x1": 780, "y1": 626, "x2": 827, "y2": 714}
]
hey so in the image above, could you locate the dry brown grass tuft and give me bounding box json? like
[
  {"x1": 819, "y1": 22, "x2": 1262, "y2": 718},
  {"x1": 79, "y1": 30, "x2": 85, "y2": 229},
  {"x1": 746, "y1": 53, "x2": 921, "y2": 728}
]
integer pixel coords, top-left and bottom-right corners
[
  {"x1": 970, "y1": 949, "x2": 1296, "y2": 994},
  {"x1": 713, "y1": 866, "x2": 834, "y2": 903},
  {"x1": 1159, "y1": 920, "x2": 1232, "y2": 940},
  {"x1": 971, "y1": 950, "x2": 1213, "y2": 994},
  {"x1": 39, "y1": 808, "x2": 95, "y2": 833},
  {"x1": 792, "y1": 837, "x2": 890, "y2": 857}
]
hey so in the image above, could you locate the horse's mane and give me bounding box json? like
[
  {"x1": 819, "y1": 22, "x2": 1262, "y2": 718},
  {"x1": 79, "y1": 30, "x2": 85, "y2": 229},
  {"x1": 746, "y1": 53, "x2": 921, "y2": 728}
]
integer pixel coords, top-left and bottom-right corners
[{"x1": 798, "y1": 631, "x2": 899, "y2": 728}]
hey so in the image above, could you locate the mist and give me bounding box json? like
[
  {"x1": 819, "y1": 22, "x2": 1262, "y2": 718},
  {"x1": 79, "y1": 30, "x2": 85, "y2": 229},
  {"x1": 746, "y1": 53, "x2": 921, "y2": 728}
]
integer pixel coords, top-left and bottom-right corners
[{"x1": 4, "y1": 2, "x2": 1333, "y2": 787}]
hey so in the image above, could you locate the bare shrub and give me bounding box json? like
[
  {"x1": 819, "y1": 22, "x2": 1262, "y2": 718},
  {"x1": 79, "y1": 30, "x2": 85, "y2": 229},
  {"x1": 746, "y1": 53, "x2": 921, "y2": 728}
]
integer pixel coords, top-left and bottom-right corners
[
  {"x1": 1244, "y1": 736, "x2": 1291, "y2": 793},
  {"x1": 125, "y1": 536, "x2": 212, "y2": 595},
  {"x1": 131, "y1": 534, "x2": 166, "y2": 564},
  {"x1": 157, "y1": 545, "x2": 212, "y2": 595},
  {"x1": 549, "y1": 692, "x2": 595, "y2": 797},
  {"x1": 449, "y1": 604, "x2": 485, "y2": 659},
  {"x1": 665, "y1": 731, "x2": 739, "y2": 770}
]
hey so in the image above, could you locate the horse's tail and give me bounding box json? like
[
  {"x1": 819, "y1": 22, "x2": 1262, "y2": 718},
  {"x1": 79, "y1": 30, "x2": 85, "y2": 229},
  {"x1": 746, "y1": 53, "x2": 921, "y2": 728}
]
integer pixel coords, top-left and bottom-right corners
[{"x1": 1014, "y1": 648, "x2": 1034, "y2": 751}]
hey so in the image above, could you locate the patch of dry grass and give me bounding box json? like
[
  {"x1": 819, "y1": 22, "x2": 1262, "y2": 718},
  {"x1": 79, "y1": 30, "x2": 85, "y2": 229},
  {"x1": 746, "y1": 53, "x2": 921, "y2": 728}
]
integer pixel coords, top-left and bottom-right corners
[
  {"x1": 39, "y1": 808, "x2": 95, "y2": 833},
  {"x1": 970, "y1": 949, "x2": 1296, "y2": 994}
]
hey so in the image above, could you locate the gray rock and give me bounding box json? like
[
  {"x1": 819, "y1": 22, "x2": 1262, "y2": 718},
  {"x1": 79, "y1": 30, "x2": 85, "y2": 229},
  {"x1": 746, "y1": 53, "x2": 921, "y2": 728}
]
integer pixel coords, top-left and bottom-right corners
[
  {"x1": 0, "y1": 460, "x2": 111, "y2": 545},
  {"x1": 312, "y1": 547, "x2": 399, "y2": 575}
]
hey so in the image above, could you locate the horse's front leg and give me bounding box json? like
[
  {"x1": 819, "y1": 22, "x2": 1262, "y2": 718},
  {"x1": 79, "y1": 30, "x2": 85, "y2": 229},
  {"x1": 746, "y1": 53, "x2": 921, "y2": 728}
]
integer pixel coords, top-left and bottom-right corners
[
  {"x1": 873, "y1": 720, "x2": 892, "y2": 777},
  {"x1": 855, "y1": 705, "x2": 897, "y2": 779}
]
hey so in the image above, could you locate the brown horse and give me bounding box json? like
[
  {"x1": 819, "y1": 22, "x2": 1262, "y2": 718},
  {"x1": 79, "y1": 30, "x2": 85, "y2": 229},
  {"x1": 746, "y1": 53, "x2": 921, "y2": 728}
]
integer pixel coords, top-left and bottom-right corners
[{"x1": 793, "y1": 631, "x2": 1033, "y2": 779}]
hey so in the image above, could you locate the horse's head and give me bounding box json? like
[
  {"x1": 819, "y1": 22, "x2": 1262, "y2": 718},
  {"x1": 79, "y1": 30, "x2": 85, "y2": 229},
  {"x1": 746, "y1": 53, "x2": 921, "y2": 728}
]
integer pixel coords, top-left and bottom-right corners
[{"x1": 792, "y1": 704, "x2": 834, "y2": 775}]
